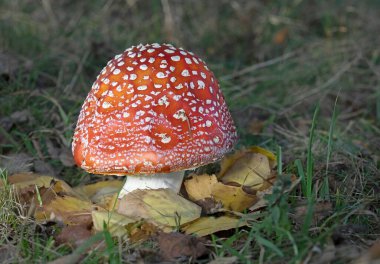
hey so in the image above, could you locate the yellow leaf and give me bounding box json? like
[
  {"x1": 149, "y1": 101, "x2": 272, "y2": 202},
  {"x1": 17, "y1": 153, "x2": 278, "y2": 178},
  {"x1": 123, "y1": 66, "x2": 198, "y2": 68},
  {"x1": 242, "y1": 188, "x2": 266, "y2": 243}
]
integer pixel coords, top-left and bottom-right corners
[
  {"x1": 92, "y1": 210, "x2": 136, "y2": 237},
  {"x1": 12, "y1": 175, "x2": 54, "y2": 189},
  {"x1": 219, "y1": 146, "x2": 276, "y2": 179},
  {"x1": 182, "y1": 216, "x2": 247, "y2": 237},
  {"x1": 74, "y1": 180, "x2": 123, "y2": 200},
  {"x1": 117, "y1": 189, "x2": 201, "y2": 227},
  {"x1": 184, "y1": 174, "x2": 218, "y2": 201},
  {"x1": 212, "y1": 183, "x2": 257, "y2": 212},
  {"x1": 218, "y1": 146, "x2": 277, "y2": 192},
  {"x1": 6, "y1": 173, "x2": 77, "y2": 196},
  {"x1": 4, "y1": 173, "x2": 81, "y2": 207},
  {"x1": 249, "y1": 146, "x2": 276, "y2": 164},
  {"x1": 104, "y1": 193, "x2": 120, "y2": 211},
  {"x1": 35, "y1": 195, "x2": 93, "y2": 225},
  {"x1": 184, "y1": 174, "x2": 257, "y2": 212}
]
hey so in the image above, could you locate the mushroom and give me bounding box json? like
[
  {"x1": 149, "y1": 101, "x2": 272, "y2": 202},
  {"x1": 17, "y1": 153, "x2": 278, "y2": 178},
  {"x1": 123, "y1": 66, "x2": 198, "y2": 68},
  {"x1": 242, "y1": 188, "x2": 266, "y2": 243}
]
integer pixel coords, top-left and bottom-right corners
[{"x1": 72, "y1": 43, "x2": 237, "y2": 198}]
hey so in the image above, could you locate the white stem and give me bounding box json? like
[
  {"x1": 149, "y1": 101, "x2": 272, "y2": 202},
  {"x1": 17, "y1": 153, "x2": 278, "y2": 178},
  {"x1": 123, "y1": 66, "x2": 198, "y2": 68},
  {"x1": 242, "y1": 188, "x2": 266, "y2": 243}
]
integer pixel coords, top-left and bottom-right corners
[{"x1": 118, "y1": 171, "x2": 185, "y2": 198}]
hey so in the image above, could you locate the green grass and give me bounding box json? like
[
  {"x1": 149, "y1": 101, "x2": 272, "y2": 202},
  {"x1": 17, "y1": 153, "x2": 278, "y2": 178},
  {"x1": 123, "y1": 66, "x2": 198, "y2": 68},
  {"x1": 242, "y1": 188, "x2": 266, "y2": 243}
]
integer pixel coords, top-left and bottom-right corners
[{"x1": 1, "y1": 0, "x2": 379, "y2": 263}]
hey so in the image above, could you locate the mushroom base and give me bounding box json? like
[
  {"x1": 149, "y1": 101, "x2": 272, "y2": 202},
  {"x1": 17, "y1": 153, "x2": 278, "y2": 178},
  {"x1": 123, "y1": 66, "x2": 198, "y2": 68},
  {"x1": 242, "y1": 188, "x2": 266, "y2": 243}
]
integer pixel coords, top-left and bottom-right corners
[{"x1": 118, "y1": 171, "x2": 185, "y2": 198}]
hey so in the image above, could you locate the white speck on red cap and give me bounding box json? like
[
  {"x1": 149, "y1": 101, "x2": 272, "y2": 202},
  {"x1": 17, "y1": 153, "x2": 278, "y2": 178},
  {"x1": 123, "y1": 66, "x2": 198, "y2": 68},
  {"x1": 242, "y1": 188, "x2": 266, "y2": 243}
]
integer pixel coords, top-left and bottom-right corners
[{"x1": 72, "y1": 43, "x2": 238, "y2": 175}]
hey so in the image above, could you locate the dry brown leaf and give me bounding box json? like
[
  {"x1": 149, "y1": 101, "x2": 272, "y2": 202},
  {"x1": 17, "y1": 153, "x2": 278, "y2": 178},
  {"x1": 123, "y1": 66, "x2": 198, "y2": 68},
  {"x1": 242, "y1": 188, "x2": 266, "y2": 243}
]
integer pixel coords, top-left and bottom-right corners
[
  {"x1": 184, "y1": 174, "x2": 218, "y2": 201},
  {"x1": 35, "y1": 195, "x2": 93, "y2": 225},
  {"x1": 353, "y1": 240, "x2": 380, "y2": 264},
  {"x1": 182, "y1": 215, "x2": 247, "y2": 237},
  {"x1": 212, "y1": 182, "x2": 257, "y2": 212},
  {"x1": 158, "y1": 232, "x2": 207, "y2": 261},
  {"x1": 273, "y1": 27, "x2": 289, "y2": 45},
  {"x1": 249, "y1": 186, "x2": 274, "y2": 211},
  {"x1": 117, "y1": 189, "x2": 201, "y2": 227},
  {"x1": 126, "y1": 221, "x2": 160, "y2": 243},
  {"x1": 55, "y1": 224, "x2": 92, "y2": 248}
]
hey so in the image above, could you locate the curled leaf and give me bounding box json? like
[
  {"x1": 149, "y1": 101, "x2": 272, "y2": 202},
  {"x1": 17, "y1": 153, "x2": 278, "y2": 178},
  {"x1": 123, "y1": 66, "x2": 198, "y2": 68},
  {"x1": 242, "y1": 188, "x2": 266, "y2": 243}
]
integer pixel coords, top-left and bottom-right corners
[
  {"x1": 184, "y1": 174, "x2": 218, "y2": 201},
  {"x1": 218, "y1": 147, "x2": 276, "y2": 192}
]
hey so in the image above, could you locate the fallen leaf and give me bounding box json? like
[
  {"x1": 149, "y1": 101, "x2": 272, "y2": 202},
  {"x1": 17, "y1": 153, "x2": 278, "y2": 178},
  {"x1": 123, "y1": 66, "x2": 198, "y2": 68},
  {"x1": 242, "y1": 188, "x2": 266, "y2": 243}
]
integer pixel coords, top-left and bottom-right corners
[
  {"x1": 92, "y1": 210, "x2": 136, "y2": 237},
  {"x1": 212, "y1": 182, "x2": 257, "y2": 212},
  {"x1": 248, "y1": 186, "x2": 274, "y2": 211},
  {"x1": 55, "y1": 224, "x2": 92, "y2": 248},
  {"x1": 74, "y1": 180, "x2": 123, "y2": 201},
  {"x1": 182, "y1": 215, "x2": 247, "y2": 237},
  {"x1": 184, "y1": 174, "x2": 257, "y2": 212},
  {"x1": 184, "y1": 174, "x2": 218, "y2": 201},
  {"x1": 194, "y1": 198, "x2": 222, "y2": 215},
  {"x1": 117, "y1": 189, "x2": 201, "y2": 227},
  {"x1": 74, "y1": 180, "x2": 122, "y2": 209},
  {"x1": 158, "y1": 232, "x2": 207, "y2": 261},
  {"x1": 220, "y1": 152, "x2": 272, "y2": 189},
  {"x1": 35, "y1": 195, "x2": 93, "y2": 225},
  {"x1": 273, "y1": 27, "x2": 289, "y2": 45},
  {"x1": 353, "y1": 240, "x2": 380, "y2": 264},
  {"x1": 8, "y1": 173, "x2": 79, "y2": 198},
  {"x1": 127, "y1": 221, "x2": 160, "y2": 243},
  {"x1": 104, "y1": 193, "x2": 120, "y2": 211},
  {"x1": 218, "y1": 147, "x2": 276, "y2": 191}
]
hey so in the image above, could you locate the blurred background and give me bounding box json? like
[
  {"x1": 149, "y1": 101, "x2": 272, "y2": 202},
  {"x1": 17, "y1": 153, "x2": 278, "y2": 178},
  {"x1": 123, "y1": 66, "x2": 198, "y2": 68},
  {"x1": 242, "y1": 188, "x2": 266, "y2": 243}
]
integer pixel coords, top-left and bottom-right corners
[{"x1": 0, "y1": 0, "x2": 379, "y2": 186}]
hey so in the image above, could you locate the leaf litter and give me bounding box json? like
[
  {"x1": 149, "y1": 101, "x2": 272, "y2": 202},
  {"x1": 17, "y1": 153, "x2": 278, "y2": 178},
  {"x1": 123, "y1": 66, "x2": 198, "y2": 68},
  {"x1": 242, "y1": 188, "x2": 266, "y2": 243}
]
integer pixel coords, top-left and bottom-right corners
[{"x1": 1, "y1": 146, "x2": 279, "y2": 259}]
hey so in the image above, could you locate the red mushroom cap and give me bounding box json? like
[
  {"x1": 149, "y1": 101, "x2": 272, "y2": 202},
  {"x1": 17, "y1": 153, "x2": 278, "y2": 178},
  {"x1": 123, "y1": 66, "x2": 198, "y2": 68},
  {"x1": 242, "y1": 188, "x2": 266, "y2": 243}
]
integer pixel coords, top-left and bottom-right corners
[{"x1": 72, "y1": 43, "x2": 237, "y2": 175}]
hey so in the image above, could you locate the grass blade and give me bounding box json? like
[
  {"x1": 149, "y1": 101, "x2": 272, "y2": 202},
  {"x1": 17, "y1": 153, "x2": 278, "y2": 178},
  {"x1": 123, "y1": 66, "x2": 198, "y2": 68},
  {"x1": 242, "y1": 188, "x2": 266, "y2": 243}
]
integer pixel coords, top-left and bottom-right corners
[
  {"x1": 306, "y1": 105, "x2": 319, "y2": 200},
  {"x1": 277, "y1": 145, "x2": 282, "y2": 175},
  {"x1": 321, "y1": 92, "x2": 340, "y2": 200},
  {"x1": 295, "y1": 159, "x2": 306, "y2": 196},
  {"x1": 255, "y1": 234, "x2": 284, "y2": 257}
]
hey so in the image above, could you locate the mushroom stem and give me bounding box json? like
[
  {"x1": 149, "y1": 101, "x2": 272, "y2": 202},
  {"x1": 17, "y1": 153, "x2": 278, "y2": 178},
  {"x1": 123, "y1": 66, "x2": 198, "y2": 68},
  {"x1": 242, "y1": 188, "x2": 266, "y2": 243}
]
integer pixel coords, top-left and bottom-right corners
[{"x1": 118, "y1": 171, "x2": 185, "y2": 198}]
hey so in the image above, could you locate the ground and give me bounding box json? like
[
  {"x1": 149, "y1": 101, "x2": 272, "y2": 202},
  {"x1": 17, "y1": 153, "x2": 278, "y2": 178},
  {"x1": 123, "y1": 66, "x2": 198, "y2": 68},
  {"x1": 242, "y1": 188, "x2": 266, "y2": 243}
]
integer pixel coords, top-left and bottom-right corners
[{"x1": 0, "y1": 0, "x2": 379, "y2": 263}]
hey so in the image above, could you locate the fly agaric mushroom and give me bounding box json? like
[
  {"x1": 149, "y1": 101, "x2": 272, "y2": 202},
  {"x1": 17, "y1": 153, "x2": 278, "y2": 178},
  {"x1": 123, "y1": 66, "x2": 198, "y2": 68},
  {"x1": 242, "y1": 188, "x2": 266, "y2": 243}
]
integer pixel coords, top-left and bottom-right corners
[{"x1": 72, "y1": 43, "x2": 237, "y2": 198}]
